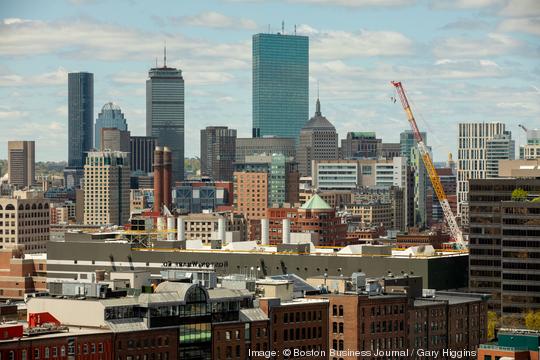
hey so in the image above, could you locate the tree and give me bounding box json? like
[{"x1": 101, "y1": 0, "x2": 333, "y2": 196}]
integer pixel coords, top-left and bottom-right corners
[
  {"x1": 525, "y1": 310, "x2": 540, "y2": 331},
  {"x1": 487, "y1": 311, "x2": 498, "y2": 340},
  {"x1": 511, "y1": 188, "x2": 528, "y2": 201}
]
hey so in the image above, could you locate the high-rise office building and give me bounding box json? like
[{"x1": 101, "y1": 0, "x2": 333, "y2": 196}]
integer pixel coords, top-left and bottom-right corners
[
  {"x1": 235, "y1": 137, "x2": 296, "y2": 162},
  {"x1": 7, "y1": 141, "x2": 35, "y2": 189},
  {"x1": 468, "y1": 175, "x2": 540, "y2": 319},
  {"x1": 83, "y1": 150, "x2": 130, "y2": 225},
  {"x1": 399, "y1": 130, "x2": 427, "y2": 164},
  {"x1": 297, "y1": 98, "x2": 338, "y2": 176},
  {"x1": 252, "y1": 32, "x2": 309, "y2": 140},
  {"x1": 341, "y1": 132, "x2": 381, "y2": 160},
  {"x1": 486, "y1": 132, "x2": 515, "y2": 178},
  {"x1": 130, "y1": 136, "x2": 157, "y2": 174},
  {"x1": 68, "y1": 72, "x2": 94, "y2": 168},
  {"x1": 457, "y1": 122, "x2": 508, "y2": 223},
  {"x1": 200, "y1": 126, "x2": 237, "y2": 181},
  {"x1": 94, "y1": 102, "x2": 128, "y2": 149},
  {"x1": 100, "y1": 128, "x2": 130, "y2": 153},
  {"x1": 146, "y1": 55, "x2": 185, "y2": 182}
]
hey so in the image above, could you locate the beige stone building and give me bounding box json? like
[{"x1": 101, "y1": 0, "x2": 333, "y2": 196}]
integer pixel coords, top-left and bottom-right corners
[
  {"x1": 182, "y1": 212, "x2": 247, "y2": 244},
  {"x1": 0, "y1": 190, "x2": 50, "y2": 253},
  {"x1": 83, "y1": 151, "x2": 130, "y2": 226},
  {"x1": 344, "y1": 202, "x2": 393, "y2": 229}
]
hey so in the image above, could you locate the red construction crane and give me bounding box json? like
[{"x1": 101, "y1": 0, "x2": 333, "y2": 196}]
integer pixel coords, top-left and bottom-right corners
[{"x1": 391, "y1": 81, "x2": 465, "y2": 248}]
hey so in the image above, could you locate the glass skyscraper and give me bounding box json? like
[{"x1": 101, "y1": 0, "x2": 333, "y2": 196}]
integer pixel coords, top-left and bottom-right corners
[
  {"x1": 146, "y1": 61, "x2": 185, "y2": 181},
  {"x1": 68, "y1": 72, "x2": 94, "y2": 168},
  {"x1": 94, "y1": 102, "x2": 128, "y2": 149},
  {"x1": 252, "y1": 33, "x2": 309, "y2": 140}
]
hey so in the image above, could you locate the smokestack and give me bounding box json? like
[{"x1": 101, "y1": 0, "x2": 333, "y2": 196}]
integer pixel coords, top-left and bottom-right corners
[
  {"x1": 166, "y1": 216, "x2": 175, "y2": 241},
  {"x1": 163, "y1": 146, "x2": 172, "y2": 209},
  {"x1": 261, "y1": 219, "x2": 269, "y2": 246},
  {"x1": 218, "y1": 217, "x2": 226, "y2": 245},
  {"x1": 153, "y1": 147, "x2": 164, "y2": 213},
  {"x1": 177, "y1": 217, "x2": 185, "y2": 241},
  {"x1": 282, "y1": 218, "x2": 290, "y2": 244},
  {"x1": 157, "y1": 216, "x2": 165, "y2": 241}
]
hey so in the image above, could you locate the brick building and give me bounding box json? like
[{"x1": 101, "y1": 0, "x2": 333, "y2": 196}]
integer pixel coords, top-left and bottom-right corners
[
  {"x1": 0, "y1": 247, "x2": 46, "y2": 299},
  {"x1": 212, "y1": 308, "x2": 270, "y2": 360},
  {"x1": 266, "y1": 194, "x2": 347, "y2": 246},
  {"x1": 259, "y1": 297, "x2": 329, "y2": 360}
]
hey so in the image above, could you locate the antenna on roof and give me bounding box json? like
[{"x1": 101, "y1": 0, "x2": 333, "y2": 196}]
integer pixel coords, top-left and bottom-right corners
[
  {"x1": 294, "y1": 24, "x2": 297, "y2": 35},
  {"x1": 282, "y1": 20, "x2": 285, "y2": 34},
  {"x1": 155, "y1": 57, "x2": 158, "y2": 68},
  {"x1": 317, "y1": 80, "x2": 320, "y2": 99},
  {"x1": 163, "y1": 40, "x2": 167, "y2": 68}
]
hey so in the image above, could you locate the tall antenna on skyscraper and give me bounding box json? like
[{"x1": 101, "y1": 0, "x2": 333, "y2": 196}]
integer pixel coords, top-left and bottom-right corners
[
  {"x1": 282, "y1": 20, "x2": 285, "y2": 34},
  {"x1": 163, "y1": 40, "x2": 167, "y2": 68},
  {"x1": 294, "y1": 24, "x2": 297, "y2": 35}
]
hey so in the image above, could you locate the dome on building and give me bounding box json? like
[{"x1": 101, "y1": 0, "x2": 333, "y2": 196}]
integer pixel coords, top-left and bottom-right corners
[
  {"x1": 302, "y1": 98, "x2": 335, "y2": 130},
  {"x1": 101, "y1": 102, "x2": 121, "y2": 112}
]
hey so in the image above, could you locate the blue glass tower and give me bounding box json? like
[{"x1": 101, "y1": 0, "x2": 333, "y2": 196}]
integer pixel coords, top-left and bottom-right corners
[
  {"x1": 252, "y1": 33, "x2": 309, "y2": 140},
  {"x1": 95, "y1": 102, "x2": 128, "y2": 149},
  {"x1": 68, "y1": 72, "x2": 93, "y2": 168}
]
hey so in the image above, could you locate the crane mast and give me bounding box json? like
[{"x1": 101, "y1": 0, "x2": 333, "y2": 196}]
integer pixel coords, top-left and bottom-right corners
[{"x1": 391, "y1": 81, "x2": 465, "y2": 247}]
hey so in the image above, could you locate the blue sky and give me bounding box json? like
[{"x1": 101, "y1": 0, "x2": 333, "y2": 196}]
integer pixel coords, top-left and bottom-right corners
[{"x1": 0, "y1": 0, "x2": 539, "y2": 161}]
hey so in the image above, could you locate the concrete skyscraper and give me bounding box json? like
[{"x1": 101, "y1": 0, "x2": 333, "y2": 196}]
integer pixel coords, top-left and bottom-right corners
[
  {"x1": 94, "y1": 102, "x2": 128, "y2": 149},
  {"x1": 200, "y1": 126, "x2": 237, "y2": 181},
  {"x1": 252, "y1": 32, "x2": 309, "y2": 140},
  {"x1": 457, "y1": 122, "x2": 508, "y2": 224},
  {"x1": 297, "y1": 98, "x2": 338, "y2": 176},
  {"x1": 7, "y1": 141, "x2": 35, "y2": 189},
  {"x1": 146, "y1": 52, "x2": 185, "y2": 182},
  {"x1": 68, "y1": 72, "x2": 94, "y2": 168}
]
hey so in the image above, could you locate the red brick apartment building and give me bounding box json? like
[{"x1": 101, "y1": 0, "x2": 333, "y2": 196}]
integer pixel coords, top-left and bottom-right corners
[
  {"x1": 310, "y1": 275, "x2": 488, "y2": 360},
  {"x1": 259, "y1": 297, "x2": 329, "y2": 360}
]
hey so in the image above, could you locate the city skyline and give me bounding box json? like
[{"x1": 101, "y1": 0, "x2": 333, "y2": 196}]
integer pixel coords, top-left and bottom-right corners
[{"x1": 0, "y1": 0, "x2": 539, "y2": 162}]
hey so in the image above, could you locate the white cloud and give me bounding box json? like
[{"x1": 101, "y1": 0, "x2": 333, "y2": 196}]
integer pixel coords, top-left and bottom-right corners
[
  {"x1": 171, "y1": 12, "x2": 257, "y2": 30},
  {"x1": 431, "y1": 0, "x2": 503, "y2": 9},
  {"x1": 499, "y1": 17, "x2": 540, "y2": 36},
  {"x1": 0, "y1": 67, "x2": 68, "y2": 87},
  {"x1": 433, "y1": 33, "x2": 522, "y2": 58},
  {"x1": 0, "y1": 110, "x2": 28, "y2": 119},
  {"x1": 308, "y1": 28, "x2": 414, "y2": 59},
  {"x1": 499, "y1": 0, "x2": 540, "y2": 17},
  {"x1": 0, "y1": 17, "x2": 248, "y2": 64},
  {"x1": 291, "y1": 0, "x2": 415, "y2": 7}
]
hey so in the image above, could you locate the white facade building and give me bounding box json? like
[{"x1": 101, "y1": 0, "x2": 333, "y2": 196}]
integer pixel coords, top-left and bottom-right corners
[{"x1": 457, "y1": 122, "x2": 508, "y2": 224}]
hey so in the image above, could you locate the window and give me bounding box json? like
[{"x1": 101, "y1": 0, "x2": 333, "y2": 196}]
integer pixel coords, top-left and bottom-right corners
[
  {"x1": 34, "y1": 349, "x2": 40, "y2": 359},
  {"x1": 333, "y1": 322, "x2": 338, "y2": 333},
  {"x1": 52, "y1": 348, "x2": 58, "y2": 357},
  {"x1": 338, "y1": 305, "x2": 344, "y2": 316},
  {"x1": 332, "y1": 305, "x2": 337, "y2": 316},
  {"x1": 98, "y1": 343, "x2": 104, "y2": 353},
  {"x1": 226, "y1": 331, "x2": 231, "y2": 340}
]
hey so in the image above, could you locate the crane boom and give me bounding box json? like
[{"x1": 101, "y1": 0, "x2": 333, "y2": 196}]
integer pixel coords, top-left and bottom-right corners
[{"x1": 391, "y1": 81, "x2": 465, "y2": 247}]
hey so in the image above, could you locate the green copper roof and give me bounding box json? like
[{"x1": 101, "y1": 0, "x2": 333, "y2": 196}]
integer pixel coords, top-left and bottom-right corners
[{"x1": 301, "y1": 194, "x2": 332, "y2": 210}]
